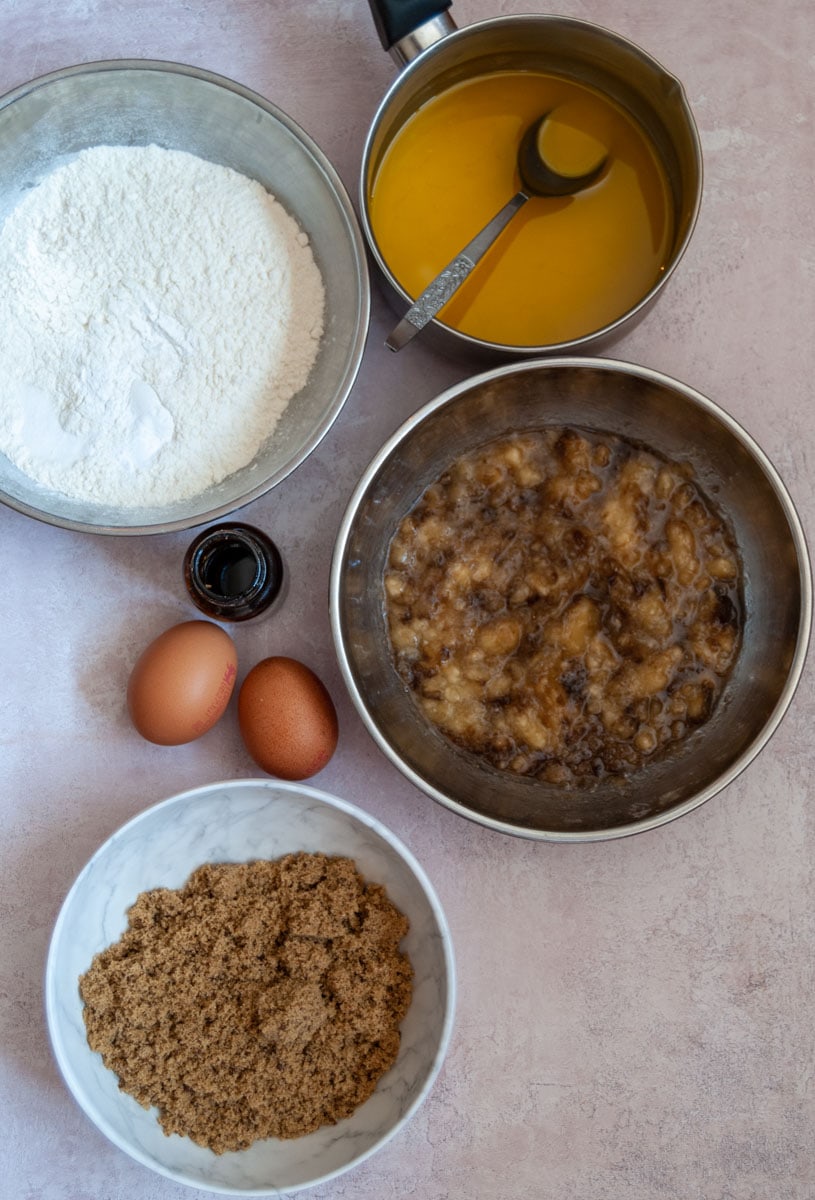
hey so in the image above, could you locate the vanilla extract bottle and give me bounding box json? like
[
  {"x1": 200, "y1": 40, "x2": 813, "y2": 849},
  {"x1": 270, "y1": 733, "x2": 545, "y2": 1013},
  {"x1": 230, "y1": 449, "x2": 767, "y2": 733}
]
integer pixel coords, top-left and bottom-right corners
[{"x1": 183, "y1": 523, "x2": 285, "y2": 621}]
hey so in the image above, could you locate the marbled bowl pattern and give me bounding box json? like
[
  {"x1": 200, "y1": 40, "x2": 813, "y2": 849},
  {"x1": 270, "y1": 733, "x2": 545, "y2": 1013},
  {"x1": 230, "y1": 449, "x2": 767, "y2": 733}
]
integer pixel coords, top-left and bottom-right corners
[{"x1": 45, "y1": 780, "x2": 455, "y2": 1195}]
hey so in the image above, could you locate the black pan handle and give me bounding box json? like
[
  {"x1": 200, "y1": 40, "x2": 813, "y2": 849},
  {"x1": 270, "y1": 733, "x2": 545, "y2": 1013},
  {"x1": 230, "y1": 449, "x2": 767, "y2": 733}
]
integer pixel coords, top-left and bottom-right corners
[{"x1": 367, "y1": 0, "x2": 453, "y2": 52}]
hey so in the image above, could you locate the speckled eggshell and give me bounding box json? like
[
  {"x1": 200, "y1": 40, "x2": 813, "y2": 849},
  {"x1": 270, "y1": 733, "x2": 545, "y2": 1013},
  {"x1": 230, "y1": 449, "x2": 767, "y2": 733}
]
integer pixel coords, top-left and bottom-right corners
[
  {"x1": 127, "y1": 620, "x2": 238, "y2": 746},
  {"x1": 238, "y1": 656, "x2": 339, "y2": 780}
]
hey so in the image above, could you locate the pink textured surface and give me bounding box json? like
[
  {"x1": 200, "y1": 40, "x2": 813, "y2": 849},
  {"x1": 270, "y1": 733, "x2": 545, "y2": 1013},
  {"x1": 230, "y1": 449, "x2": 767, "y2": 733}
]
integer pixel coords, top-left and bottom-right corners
[{"x1": 3, "y1": 1, "x2": 814, "y2": 1197}]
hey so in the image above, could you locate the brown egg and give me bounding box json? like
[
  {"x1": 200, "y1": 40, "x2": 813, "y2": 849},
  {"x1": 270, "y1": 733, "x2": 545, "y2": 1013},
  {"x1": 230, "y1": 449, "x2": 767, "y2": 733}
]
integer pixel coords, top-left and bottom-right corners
[
  {"x1": 127, "y1": 620, "x2": 238, "y2": 745},
  {"x1": 238, "y1": 656, "x2": 339, "y2": 780}
]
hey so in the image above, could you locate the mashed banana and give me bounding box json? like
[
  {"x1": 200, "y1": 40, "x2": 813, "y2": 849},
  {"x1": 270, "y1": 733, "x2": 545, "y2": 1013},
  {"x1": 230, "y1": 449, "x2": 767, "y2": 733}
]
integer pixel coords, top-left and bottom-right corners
[{"x1": 384, "y1": 427, "x2": 742, "y2": 783}]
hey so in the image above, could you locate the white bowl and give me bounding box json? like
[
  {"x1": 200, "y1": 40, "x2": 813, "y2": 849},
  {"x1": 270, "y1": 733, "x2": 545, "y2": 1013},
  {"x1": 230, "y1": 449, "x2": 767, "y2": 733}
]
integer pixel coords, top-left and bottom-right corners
[{"x1": 45, "y1": 780, "x2": 455, "y2": 1194}]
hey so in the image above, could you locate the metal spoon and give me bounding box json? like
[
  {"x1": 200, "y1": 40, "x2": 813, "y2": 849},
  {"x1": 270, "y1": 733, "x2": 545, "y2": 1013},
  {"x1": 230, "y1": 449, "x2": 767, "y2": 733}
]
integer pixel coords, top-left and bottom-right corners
[{"x1": 385, "y1": 111, "x2": 608, "y2": 352}]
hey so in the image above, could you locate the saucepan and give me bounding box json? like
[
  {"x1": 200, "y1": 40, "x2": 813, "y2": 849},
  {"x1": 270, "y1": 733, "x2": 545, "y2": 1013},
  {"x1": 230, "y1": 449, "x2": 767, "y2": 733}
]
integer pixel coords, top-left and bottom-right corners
[{"x1": 360, "y1": 1, "x2": 702, "y2": 362}]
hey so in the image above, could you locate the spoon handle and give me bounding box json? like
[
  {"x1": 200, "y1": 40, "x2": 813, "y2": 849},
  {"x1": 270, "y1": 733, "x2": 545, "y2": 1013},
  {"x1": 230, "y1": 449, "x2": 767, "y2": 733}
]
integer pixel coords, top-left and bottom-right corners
[{"x1": 386, "y1": 190, "x2": 529, "y2": 352}]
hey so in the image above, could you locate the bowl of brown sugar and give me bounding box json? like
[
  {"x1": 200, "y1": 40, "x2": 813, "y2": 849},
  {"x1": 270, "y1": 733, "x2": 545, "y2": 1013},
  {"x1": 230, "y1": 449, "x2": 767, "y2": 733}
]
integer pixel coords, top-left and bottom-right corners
[
  {"x1": 331, "y1": 357, "x2": 811, "y2": 841},
  {"x1": 45, "y1": 779, "x2": 454, "y2": 1193}
]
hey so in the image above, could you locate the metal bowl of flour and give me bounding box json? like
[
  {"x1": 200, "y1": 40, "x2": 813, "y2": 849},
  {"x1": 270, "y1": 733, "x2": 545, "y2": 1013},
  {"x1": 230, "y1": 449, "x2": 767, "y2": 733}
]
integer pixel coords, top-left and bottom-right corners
[{"x1": 0, "y1": 60, "x2": 369, "y2": 535}]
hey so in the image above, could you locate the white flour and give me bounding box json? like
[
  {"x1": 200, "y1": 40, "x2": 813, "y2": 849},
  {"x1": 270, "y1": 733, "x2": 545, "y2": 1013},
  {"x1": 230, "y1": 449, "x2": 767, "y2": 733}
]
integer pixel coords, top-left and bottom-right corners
[{"x1": 0, "y1": 144, "x2": 325, "y2": 507}]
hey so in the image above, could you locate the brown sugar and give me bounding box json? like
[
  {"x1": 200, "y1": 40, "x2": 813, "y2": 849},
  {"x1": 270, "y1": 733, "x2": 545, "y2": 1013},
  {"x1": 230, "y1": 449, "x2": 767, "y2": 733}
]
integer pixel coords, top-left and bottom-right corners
[{"x1": 78, "y1": 853, "x2": 413, "y2": 1153}]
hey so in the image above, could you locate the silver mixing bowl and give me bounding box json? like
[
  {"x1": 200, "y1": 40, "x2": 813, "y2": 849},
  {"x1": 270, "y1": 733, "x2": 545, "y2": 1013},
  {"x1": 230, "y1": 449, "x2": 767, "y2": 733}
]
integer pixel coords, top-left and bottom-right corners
[
  {"x1": 0, "y1": 61, "x2": 370, "y2": 534},
  {"x1": 330, "y1": 358, "x2": 811, "y2": 842}
]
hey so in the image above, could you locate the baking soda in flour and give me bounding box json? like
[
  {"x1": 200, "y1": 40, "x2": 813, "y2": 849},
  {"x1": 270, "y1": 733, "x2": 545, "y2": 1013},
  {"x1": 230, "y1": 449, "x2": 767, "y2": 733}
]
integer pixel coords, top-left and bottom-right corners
[{"x1": 0, "y1": 144, "x2": 325, "y2": 507}]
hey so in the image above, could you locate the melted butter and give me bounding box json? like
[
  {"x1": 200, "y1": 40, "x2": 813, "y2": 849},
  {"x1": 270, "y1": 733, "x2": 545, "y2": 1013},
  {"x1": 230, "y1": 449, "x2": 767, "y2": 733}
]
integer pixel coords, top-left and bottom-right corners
[{"x1": 369, "y1": 71, "x2": 674, "y2": 346}]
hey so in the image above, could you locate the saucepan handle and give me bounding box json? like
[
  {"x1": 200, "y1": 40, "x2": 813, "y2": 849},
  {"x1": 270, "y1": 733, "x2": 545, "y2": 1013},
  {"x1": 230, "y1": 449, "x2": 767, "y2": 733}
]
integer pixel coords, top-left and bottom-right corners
[{"x1": 367, "y1": 0, "x2": 454, "y2": 58}]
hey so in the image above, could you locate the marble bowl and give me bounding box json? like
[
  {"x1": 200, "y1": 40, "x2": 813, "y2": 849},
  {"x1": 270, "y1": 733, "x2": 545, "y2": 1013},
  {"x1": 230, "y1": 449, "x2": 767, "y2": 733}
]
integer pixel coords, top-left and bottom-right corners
[{"x1": 45, "y1": 780, "x2": 455, "y2": 1194}]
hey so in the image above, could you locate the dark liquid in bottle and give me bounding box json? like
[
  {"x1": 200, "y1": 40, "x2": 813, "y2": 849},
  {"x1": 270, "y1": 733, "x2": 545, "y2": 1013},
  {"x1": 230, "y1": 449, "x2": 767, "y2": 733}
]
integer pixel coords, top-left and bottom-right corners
[
  {"x1": 184, "y1": 524, "x2": 284, "y2": 621},
  {"x1": 201, "y1": 540, "x2": 260, "y2": 598}
]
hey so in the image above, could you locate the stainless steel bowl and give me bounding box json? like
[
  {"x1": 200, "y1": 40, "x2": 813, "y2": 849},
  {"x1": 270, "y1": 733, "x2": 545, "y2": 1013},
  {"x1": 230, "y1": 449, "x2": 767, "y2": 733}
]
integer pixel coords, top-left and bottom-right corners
[
  {"x1": 330, "y1": 358, "x2": 811, "y2": 842},
  {"x1": 0, "y1": 61, "x2": 370, "y2": 535}
]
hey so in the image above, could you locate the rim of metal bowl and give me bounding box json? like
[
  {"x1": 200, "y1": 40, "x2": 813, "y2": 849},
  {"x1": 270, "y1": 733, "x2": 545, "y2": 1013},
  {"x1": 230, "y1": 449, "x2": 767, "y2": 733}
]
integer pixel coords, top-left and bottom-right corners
[
  {"x1": 330, "y1": 356, "x2": 813, "y2": 842},
  {"x1": 0, "y1": 59, "x2": 371, "y2": 536}
]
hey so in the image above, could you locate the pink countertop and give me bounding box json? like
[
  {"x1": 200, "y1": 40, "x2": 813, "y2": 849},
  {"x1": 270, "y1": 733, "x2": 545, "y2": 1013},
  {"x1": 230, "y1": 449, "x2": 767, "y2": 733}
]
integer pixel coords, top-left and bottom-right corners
[{"x1": 3, "y1": 1, "x2": 814, "y2": 1197}]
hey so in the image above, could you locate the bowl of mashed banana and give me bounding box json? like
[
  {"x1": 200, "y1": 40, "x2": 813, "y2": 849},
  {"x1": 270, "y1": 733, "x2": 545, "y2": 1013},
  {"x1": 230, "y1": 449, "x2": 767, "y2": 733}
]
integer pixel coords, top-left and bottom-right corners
[{"x1": 330, "y1": 357, "x2": 811, "y2": 841}]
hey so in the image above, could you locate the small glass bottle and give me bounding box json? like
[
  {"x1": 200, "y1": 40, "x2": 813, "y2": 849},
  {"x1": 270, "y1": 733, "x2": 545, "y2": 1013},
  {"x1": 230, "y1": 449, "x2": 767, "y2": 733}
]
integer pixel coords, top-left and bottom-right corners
[{"x1": 183, "y1": 523, "x2": 285, "y2": 622}]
